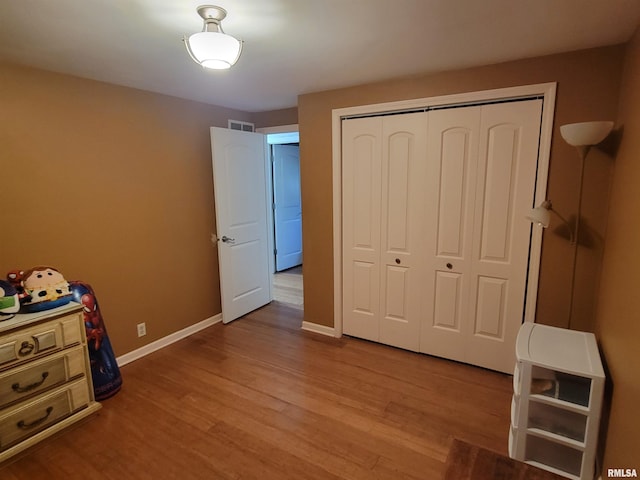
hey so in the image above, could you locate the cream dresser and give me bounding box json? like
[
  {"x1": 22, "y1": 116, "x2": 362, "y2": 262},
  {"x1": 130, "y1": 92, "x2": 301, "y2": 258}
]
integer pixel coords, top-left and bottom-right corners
[{"x1": 0, "y1": 302, "x2": 101, "y2": 462}]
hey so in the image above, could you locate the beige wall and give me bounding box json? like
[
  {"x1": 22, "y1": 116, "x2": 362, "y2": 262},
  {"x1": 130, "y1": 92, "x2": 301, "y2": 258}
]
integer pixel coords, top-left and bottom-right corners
[
  {"x1": 251, "y1": 107, "x2": 298, "y2": 128},
  {"x1": 595, "y1": 26, "x2": 640, "y2": 470},
  {"x1": 298, "y1": 45, "x2": 625, "y2": 331},
  {"x1": 0, "y1": 62, "x2": 255, "y2": 355}
]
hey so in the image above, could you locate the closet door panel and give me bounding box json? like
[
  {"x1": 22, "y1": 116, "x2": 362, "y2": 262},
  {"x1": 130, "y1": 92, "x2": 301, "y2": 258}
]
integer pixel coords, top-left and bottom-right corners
[
  {"x1": 474, "y1": 276, "x2": 507, "y2": 338},
  {"x1": 385, "y1": 134, "x2": 411, "y2": 252},
  {"x1": 352, "y1": 261, "x2": 377, "y2": 314},
  {"x1": 384, "y1": 265, "x2": 409, "y2": 318},
  {"x1": 379, "y1": 113, "x2": 427, "y2": 351},
  {"x1": 342, "y1": 117, "x2": 382, "y2": 342},
  {"x1": 420, "y1": 107, "x2": 481, "y2": 360},
  {"x1": 433, "y1": 272, "x2": 463, "y2": 330},
  {"x1": 353, "y1": 148, "x2": 377, "y2": 252},
  {"x1": 437, "y1": 128, "x2": 474, "y2": 258},
  {"x1": 479, "y1": 125, "x2": 520, "y2": 261},
  {"x1": 467, "y1": 99, "x2": 543, "y2": 372}
]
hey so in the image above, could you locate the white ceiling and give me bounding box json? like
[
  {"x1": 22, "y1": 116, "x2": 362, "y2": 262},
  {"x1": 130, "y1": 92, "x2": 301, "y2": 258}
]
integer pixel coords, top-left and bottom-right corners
[{"x1": 0, "y1": 0, "x2": 639, "y2": 112}]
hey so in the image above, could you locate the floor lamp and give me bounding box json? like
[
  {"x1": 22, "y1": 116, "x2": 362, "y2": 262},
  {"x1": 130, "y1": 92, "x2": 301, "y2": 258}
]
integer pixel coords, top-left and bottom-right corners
[{"x1": 528, "y1": 121, "x2": 614, "y2": 328}]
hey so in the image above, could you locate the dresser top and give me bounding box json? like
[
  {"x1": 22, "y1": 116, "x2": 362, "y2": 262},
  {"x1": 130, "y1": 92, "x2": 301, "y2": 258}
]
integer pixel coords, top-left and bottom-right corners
[
  {"x1": 0, "y1": 302, "x2": 82, "y2": 334},
  {"x1": 516, "y1": 322, "x2": 605, "y2": 378}
]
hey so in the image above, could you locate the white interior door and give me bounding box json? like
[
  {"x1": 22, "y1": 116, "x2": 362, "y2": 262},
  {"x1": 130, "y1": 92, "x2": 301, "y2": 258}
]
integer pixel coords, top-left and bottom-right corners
[
  {"x1": 342, "y1": 112, "x2": 427, "y2": 351},
  {"x1": 342, "y1": 116, "x2": 382, "y2": 342},
  {"x1": 210, "y1": 127, "x2": 272, "y2": 324},
  {"x1": 272, "y1": 144, "x2": 303, "y2": 271},
  {"x1": 378, "y1": 113, "x2": 428, "y2": 351},
  {"x1": 419, "y1": 106, "x2": 482, "y2": 362},
  {"x1": 464, "y1": 99, "x2": 543, "y2": 372},
  {"x1": 419, "y1": 99, "x2": 543, "y2": 373}
]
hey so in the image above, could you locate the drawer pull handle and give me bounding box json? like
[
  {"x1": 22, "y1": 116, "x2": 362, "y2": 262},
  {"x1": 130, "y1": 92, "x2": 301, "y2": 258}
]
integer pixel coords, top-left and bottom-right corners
[
  {"x1": 17, "y1": 406, "x2": 53, "y2": 429},
  {"x1": 12, "y1": 372, "x2": 49, "y2": 393},
  {"x1": 18, "y1": 341, "x2": 35, "y2": 357}
]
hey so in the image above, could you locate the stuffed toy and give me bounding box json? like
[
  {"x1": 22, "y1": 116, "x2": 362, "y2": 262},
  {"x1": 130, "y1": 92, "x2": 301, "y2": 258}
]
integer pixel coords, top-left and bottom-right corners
[
  {"x1": 6, "y1": 270, "x2": 28, "y2": 302},
  {"x1": 69, "y1": 281, "x2": 122, "y2": 400},
  {"x1": 0, "y1": 280, "x2": 20, "y2": 320},
  {"x1": 19, "y1": 266, "x2": 72, "y2": 313}
]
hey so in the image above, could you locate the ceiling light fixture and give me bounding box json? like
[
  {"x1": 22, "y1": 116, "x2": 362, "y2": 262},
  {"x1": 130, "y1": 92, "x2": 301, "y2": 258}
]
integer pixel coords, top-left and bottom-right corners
[{"x1": 184, "y1": 5, "x2": 243, "y2": 70}]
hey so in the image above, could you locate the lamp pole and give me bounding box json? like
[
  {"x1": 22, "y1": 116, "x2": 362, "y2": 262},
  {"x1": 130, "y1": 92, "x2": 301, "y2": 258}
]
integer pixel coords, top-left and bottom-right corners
[{"x1": 567, "y1": 146, "x2": 589, "y2": 330}]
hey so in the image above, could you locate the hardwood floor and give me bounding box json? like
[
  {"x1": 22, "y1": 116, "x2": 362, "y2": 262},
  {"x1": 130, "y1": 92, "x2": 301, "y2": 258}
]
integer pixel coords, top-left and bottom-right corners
[
  {"x1": 0, "y1": 302, "x2": 512, "y2": 479},
  {"x1": 273, "y1": 265, "x2": 303, "y2": 309}
]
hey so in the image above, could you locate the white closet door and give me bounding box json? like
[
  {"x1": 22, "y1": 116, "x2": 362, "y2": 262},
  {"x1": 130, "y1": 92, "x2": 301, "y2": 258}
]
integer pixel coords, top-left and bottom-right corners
[
  {"x1": 419, "y1": 100, "x2": 542, "y2": 373},
  {"x1": 342, "y1": 117, "x2": 383, "y2": 342},
  {"x1": 378, "y1": 113, "x2": 428, "y2": 351},
  {"x1": 342, "y1": 113, "x2": 427, "y2": 349},
  {"x1": 342, "y1": 100, "x2": 542, "y2": 373},
  {"x1": 465, "y1": 99, "x2": 543, "y2": 372},
  {"x1": 420, "y1": 106, "x2": 482, "y2": 361}
]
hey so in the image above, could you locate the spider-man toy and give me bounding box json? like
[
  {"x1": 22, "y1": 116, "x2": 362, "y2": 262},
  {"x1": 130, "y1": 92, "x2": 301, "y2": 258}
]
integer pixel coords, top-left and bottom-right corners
[{"x1": 70, "y1": 281, "x2": 122, "y2": 400}]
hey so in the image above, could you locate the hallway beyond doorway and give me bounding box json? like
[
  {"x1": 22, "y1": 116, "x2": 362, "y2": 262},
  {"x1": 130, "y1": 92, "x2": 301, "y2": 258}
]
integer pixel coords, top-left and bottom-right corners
[{"x1": 273, "y1": 266, "x2": 303, "y2": 309}]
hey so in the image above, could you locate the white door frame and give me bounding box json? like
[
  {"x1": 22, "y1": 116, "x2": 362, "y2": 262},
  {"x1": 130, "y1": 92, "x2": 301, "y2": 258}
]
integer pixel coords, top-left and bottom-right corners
[
  {"x1": 332, "y1": 83, "x2": 557, "y2": 338},
  {"x1": 257, "y1": 124, "x2": 299, "y2": 275}
]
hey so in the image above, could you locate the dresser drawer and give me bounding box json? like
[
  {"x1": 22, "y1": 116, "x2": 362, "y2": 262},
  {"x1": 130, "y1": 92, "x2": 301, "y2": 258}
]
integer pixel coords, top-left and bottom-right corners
[
  {"x1": 0, "y1": 312, "x2": 84, "y2": 370},
  {"x1": 0, "y1": 346, "x2": 86, "y2": 409},
  {"x1": 0, "y1": 379, "x2": 90, "y2": 452}
]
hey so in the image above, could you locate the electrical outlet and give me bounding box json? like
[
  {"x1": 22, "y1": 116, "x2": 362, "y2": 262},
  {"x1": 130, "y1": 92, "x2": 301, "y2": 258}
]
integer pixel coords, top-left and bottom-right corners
[{"x1": 137, "y1": 322, "x2": 146, "y2": 337}]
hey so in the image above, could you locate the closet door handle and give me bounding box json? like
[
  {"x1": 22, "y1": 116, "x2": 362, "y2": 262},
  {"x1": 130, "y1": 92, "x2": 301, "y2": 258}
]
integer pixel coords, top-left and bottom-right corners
[{"x1": 221, "y1": 235, "x2": 236, "y2": 244}]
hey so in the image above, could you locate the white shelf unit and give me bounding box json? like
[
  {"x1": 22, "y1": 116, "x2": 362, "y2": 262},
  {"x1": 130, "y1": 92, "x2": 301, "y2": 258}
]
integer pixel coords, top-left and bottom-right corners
[{"x1": 510, "y1": 323, "x2": 604, "y2": 480}]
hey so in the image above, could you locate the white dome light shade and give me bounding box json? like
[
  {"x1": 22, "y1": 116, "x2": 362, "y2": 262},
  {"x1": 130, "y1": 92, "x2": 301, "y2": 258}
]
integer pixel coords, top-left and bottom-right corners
[
  {"x1": 187, "y1": 31, "x2": 242, "y2": 69},
  {"x1": 526, "y1": 204, "x2": 551, "y2": 228},
  {"x1": 184, "y1": 5, "x2": 243, "y2": 70},
  {"x1": 560, "y1": 121, "x2": 614, "y2": 147}
]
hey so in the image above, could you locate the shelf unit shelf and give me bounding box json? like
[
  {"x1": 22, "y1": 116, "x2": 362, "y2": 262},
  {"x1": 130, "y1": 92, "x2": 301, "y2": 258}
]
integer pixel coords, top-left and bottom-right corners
[
  {"x1": 526, "y1": 428, "x2": 586, "y2": 449},
  {"x1": 509, "y1": 323, "x2": 604, "y2": 480},
  {"x1": 529, "y1": 394, "x2": 590, "y2": 414},
  {"x1": 527, "y1": 460, "x2": 581, "y2": 480}
]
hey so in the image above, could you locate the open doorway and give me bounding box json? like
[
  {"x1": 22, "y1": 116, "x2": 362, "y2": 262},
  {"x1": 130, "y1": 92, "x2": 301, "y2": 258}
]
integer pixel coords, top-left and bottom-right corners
[{"x1": 266, "y1": 130, "x2": 303, "y2": 309}]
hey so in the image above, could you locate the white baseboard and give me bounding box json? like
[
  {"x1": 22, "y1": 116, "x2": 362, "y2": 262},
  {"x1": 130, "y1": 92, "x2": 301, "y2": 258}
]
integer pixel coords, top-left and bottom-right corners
[
  {"x1": 301, "y1": 321, "x2": 337, "y2": 337},
  {"x1": 116, "y1": 313, "x2": 222, "y2": 367}
]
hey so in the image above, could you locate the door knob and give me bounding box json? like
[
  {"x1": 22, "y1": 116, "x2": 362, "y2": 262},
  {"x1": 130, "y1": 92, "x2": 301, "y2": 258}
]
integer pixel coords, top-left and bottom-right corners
[
  {"x1": 446, "y1": 263, "x2": 453, "y2": 270},
  {"x1": 221, "y1": 235, "x2": 236, "y2": 244}
]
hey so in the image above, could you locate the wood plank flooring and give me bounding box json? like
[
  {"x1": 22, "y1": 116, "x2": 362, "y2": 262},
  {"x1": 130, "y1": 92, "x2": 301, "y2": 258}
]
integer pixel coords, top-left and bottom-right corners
[
  {"x1": 0, "y1": 302, "x2": 513, "y2": 479},
  {"x1": 273, "y1": 266, "x2": 303, "y2": 309}
]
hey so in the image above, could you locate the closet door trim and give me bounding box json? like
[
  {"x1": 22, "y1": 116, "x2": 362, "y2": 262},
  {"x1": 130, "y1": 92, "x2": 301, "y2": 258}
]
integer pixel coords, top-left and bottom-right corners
[{"x1": 332, "y1": 82, "x2": 557, "y2": 337}]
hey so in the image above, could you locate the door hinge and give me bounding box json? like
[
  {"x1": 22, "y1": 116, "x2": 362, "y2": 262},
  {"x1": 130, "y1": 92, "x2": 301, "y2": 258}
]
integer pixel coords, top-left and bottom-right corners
[{"x1": 274, "y1": 248, "x2": 278, "y2": 255}]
